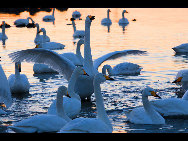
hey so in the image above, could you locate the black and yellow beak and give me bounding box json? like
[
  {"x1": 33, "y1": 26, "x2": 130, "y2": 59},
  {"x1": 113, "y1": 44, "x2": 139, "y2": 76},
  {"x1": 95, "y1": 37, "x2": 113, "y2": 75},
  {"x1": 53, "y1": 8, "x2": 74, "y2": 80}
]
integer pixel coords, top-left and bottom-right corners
[
  {"x1": 35, "y1": 45, "x2": 39, "y2": 48},
  {"x1": 70, "y1": 18, "x2": 75, "y2": 21},
  {"x1": 66, "y1": 91, "x2": 71, "y2": 98},
  {"x1": 125, "y1": 11, "x2": 128, "y2": 13},
  {"x1": 38, "y1": 29, "x2": 42, "y2": 34},
  {"x1": 150, "y1": 91, "x2": 161, "y2": 99},
  {"x1": 88, "y1": 15, "x2": 95, "y2": 20},
  {"x1": 172, "y1": 77, "x2": 183, "y2": 83},
  {"x1": 83, "y1": 70, "x2": 89, "y2": 76},
  {"x1": 0, "y1": 103, "x2": 6, "y2": 109},
  {"x1": 18, "y1": 64, "x2": 21, "y2": 72},
  {"x1": 104, "y1": 75, "x2": 114, "y2": 81}
]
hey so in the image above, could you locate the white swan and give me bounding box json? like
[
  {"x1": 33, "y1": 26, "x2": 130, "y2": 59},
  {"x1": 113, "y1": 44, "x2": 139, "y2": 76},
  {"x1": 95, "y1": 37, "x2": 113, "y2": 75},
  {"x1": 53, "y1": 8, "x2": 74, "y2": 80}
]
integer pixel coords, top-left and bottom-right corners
[
  {"x1": 58, "y1": 73, "x2": 113, "y2": 133},
  {"x1": 8, "y1": 15, "x2": 145, "y2": 100},
  {"x1": 0, "y1": 21, "x2": 8, "y2": 41},
  {"x1": 48, "y1": 67, "x2": 86, "y2": 119},
  {"x1": 14, "y1": 17, "x2": 35, "y2": 27},
  {"x1": 34, "y1": 23, "x2": 50, "y2": 45},
  {"x1": 71, "y1": 18, "x2": 85, "y2": 39},
  {"x1": 101, "y1": 9, "x2": 112, "y2": 26},
  {"x1": 172, "y1": 43, "x2": 188, "y2": 53},
  {"x1": 61, "y1": 39, "x2": 84, "y2": 66},
  {"x1": 72, "y1": 10, "x2": 81, "y2": 19},
  {"x1": 172, "y1": 69, "x2": 188, "y2": 91},
  {"x1": 0, "y1": 64, "x2": 12, "y2": 114},
  {"x1": 118, "y1": 10, "x2": 129, "y2": 25},
  {"x1": 151, "y1": 90, "x2": 188, "y2": 117},
  {"x1": 43, "y1": 8, "x2": 55, "y2": 21},
  {"x1": 8, "y1": 61, "x2": 30, "y2": 94},
  {"x1": 102, "y1": 62, "x2": 142, "y2": 76},
  {"x1": 126, "y1": 86, "x2": 165, "y2": 124},
  {"x1": 9, "y1": 86, "x2": 71, "y2": 133},
  {"x1": 35, "y1": 28, "x2": 65, "y2": 50}
]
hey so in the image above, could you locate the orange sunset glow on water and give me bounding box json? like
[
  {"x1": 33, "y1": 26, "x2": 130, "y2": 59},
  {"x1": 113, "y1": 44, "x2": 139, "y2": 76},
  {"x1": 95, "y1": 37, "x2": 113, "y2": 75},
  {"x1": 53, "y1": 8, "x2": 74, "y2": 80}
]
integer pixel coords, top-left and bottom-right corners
[{"x1": 0, "y1": 8, "x2": 188, "y2": 133}]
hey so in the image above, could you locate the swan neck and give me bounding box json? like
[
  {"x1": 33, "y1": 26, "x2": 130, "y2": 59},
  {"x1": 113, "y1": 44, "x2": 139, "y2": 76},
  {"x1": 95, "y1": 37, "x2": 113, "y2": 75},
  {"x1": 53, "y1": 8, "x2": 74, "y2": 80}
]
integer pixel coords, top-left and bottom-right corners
[
  {"x1": 94, "y1": 80, "x2": 112, "y2": 130},
  {"x1": 107, "y1": 11, "x2": 110, "y2": 19},
  {"x1": 2, "y1": 23, "x2": 5, "y2": 36},
  {"x1": 52, "y1": 8, "x2": 55, "y2": 17},
  {"x1": 56, "y1": 90, "x2": 71, "y2": 122},
  {"x1": 102, "y1": 65, "x2": 113, "y2": 75},
  {"x1": 15, "y1": 63, "x2": 20, "y2": 79},
  {"x1": 122, "y1": 12, "x2": 125, "y2": 18},
  {"x1": 72, "y1": 20, "x2": 76, "y2": 32},
  {"x1": 36, "y1": 25, "x2": 39, "y2": 35}
]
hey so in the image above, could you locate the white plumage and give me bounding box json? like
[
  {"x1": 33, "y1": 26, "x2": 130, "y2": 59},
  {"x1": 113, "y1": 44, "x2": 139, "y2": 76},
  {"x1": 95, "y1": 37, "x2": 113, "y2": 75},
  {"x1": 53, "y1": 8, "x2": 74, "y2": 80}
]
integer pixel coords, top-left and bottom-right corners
[
  {"x1": 101, "y1": 9, "x2": 112, "y2": 26},
  {"x1": 118, "y1": 10, "x2": 129, "y2": 25},
  {"x1": 43, "y1": 8, "x2": 55, "y2": 21},
  {"x1": 172, "y1": 43, "x2": 188, "y2": 53},
  {"x1": 72, "y1": 10, "x2": 81, "y2": 19},
  {"x1": 0, "y1": 21, "x2": 8, "y2": 41},
  {"x1": 14, "y1": 17, "x2": 35, "y2": 27},
  {"x1": 70, "y1": 18, "x2": 85, "y2": 39}
]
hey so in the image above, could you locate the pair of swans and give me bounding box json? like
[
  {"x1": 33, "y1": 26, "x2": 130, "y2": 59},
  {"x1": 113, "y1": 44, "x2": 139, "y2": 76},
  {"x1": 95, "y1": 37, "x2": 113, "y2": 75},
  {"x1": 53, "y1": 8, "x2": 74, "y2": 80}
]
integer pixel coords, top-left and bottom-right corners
[
  {"x1": 43, "y1": 8, "x2": 55, "y2": 21},
  {"x1": 14, "y1": 17, "x2": 35, "y2": 27},
  {"x1": 9, "y1": 68, "x2": 112, "y2": 133},
  {"x1": 8, "y1": 15, "x2": 145, "y2": 100},
  {"x1": 0, "y1": 21, "x2": 8, "y2": 41},
  {"x1": 8, "y1": 61, "x2": 30, "y2": 94}
]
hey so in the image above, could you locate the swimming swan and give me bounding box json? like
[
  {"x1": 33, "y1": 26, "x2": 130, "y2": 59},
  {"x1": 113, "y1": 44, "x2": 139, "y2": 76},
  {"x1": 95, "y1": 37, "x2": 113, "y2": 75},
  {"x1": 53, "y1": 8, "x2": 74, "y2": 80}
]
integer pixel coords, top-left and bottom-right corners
[
  {"x1": 34, "y1": 23, "x2": 50, "y2": 45},
  {"x1": 43, "y1": 8, "x2": 55, "y2": 21},
  {"x1": 58, "y1": 73, "x2": 113, "y2": 133},
  {"x1": 118, "y1": 10, "x2": 129, "y2": 25},
  {"x1": 0, "y1": 64, "x2": 12, "y2": 114},
  {"x1": 8, "y1": 15, "x2": 145, "y2": 100},
  {"x1": 71, "y1": 17, "x2": 85, "y2": 39},
  {"x1": 126, "y1": 86, "x2": 165, "y2": 124},
  {"x1": 8, "y1": 61, "x2": 30, "y2": 94},
  {"x1": 102, "y1": 62, "x2": 142, "y2": 76},
  {"x1": 14, "y1": 17, "x2": 35, "y2": 27},
  {"x1": 72, "y1": 10, "x2": 81, "y2": 19},
  {"x1": 151, "y1": 90, "x2": 188, "y2": 117},
  {"x1": 0, "y1": 21, "x2": 8, "y2": 41},
  {"x1": 35, "y1": 28, "x2": 65, "y2": 50},
  {"x1": 9, "y1": 86, "x2": 71, "y2": 133},
  {"x1": 48, "y1": 66, "x2": 87, "y2": 119},
  {"x1": 101, "y1": 9, "x2": 112, "y2": 26}
]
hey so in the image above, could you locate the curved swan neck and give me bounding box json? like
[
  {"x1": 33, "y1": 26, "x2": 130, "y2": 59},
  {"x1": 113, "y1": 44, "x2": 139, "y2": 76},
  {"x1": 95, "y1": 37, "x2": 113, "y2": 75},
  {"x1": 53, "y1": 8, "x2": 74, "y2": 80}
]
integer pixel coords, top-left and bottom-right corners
[
  {"x1": 52, "y1": 8, "x2": 55, "y2": 17},
  {"x1": 72, "y1": 20, "x2": 76, "y2": 32},
  {"x1": 68, "y1": 69, "x2": 81, "y2": 100},
  {"x1": 76, "y1": 40, "x2": 84, "y2": 63},
  {"x1": 56, "y1": 89, "x2": 71, "y2": 122},
  {"x1": 93, "y1": 79, "x2": 112, "y2": 130},
  {"x1": 27, "y1": 17, "x2": 35, "y2": 23},
  {"x1": 102, "y1": 65, "x2": 113, "y2": 75}
]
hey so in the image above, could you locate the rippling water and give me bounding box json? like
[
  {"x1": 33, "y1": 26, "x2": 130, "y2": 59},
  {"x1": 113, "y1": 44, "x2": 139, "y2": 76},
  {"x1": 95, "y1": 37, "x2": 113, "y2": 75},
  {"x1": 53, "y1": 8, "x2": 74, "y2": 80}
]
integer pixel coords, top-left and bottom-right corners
[{"x1": 1, "y1": 8, "x2": 188, "y2": 133}]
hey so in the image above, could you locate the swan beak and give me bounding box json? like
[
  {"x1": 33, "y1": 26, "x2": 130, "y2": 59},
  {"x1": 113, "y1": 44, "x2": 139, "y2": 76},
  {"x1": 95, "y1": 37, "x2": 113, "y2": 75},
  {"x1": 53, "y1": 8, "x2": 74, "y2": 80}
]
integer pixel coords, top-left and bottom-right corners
[
  {"x1": 38, "y1": 29, "x2": 42, "y2": 34},
  {"x1": 83, "y1": 70, "x2": 89, "y2": 76},
  {"x1": 35, "y1": 45, "x2": 39, "y2": 48},
  {"x1": 88, "y1": 15, "x2": 95, "y2": 20},
  {"x1": 109, "y1": 10, "x2": 111, "y2": 12},
  {"x1": 150, "y1": 91, "x2": 161, "y2": 99},
  {"x1": 172, "y1": 77, "x2": 182, "y2": 83},
  {"x1": 125, "y1": 11, "x2": 128, "y2": 13},
  {"x1": 70, "y1": 18, "x2": 75, "y2": 21},
  {"x1": 18, "y1": 64, "x2": 21, "y2": 72},
  {"x1": 104, "y1": 75, "x2": 114, "y2": 80},
  {"x1": 0, "y1": 103, "x2": 6, "y2": 108},
  {"x1": 66, "y1": 91, "x2": 71, "y2": 98}
]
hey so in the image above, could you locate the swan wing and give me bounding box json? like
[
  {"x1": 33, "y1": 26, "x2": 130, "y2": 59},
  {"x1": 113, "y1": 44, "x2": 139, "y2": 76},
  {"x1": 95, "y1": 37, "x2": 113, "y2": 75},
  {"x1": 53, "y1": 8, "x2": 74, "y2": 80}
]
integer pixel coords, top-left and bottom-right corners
[
  {"x1": 93, "y1": 49, "x2": 146, "y2": 70},
  {"x1": 0, "y1": 64, "x2": 12, "y2": 108},
  {"x1": 8, "y1": 48, "x2": 75, "y2": 81}
]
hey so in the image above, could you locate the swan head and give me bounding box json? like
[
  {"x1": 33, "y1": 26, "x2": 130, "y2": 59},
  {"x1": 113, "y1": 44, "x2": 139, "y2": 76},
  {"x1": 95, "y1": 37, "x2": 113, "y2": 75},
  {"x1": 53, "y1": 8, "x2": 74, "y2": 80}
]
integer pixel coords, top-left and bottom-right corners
[
  {"x1": 57, "y1": 86, "x2": 68, "y2": 96},
  {"x1": 0, "y1": 103, "x2": 6, "y2": 110},
  {"x1": 172, "y1": 72, "x2": 188, "y2": 84},
  {"x1": 94, "y1": 73, "x2": 107, "y2": 84},
  {"x1": 38, "y1": 28, "x2": 46, "y2": 34},
  {"x1": 35, "y1": 23, "x2": 39, "y2": 27},
  {"x1": 107, "y1": 9, "x2": 111, "y2": 13},
  {"x1": 123, "y1": 10, "x2": 128, "y2": 13},
  {"x1": 74, "y1": 66, "x2": 89, "y2": 76},
  {"x1": 85, "y1": 15, "x2": 95, "y2": 24},
  {"x1": 142, "y1": 86, "x2": 161, "y2": 99}
]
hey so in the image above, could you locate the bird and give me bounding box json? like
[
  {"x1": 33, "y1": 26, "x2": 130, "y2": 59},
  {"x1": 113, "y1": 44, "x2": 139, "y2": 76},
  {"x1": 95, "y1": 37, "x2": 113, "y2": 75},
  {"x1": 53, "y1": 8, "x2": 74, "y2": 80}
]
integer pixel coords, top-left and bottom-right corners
[
  {"x1": 60, "y1": 39, "x2": 84, "y2": 66},
  {"x1": 43, "y1": 8, "x2": 55, "y2": 21},
  {"x1": 172, "y1": 43, "x2": 188, "y2": 53},
  {"x1": 48, "y1": 66, "x2": 87, "y2": 119},
  {"x1": 14, "y1": 17, "x2": 35, "y2": 27},
  {"x1": 172, "y1": 69, "x2": 188, "y2": 91},
  {"x1": 0, "y1": 64, "x2": 12, "y2": 114},
  {"x1": 34, "y1": 23, "x2": 50, "y2": 45},
  {"x1": 0, "y1": 22, "x2": 11, "y2": 28},
  {"x1": 151, "y1": 89, "x2": 188, "y2": 117},
  {"x1": 102, "y1": 62, "x2": 142, "y2": 76},
  {"x1": 70, "y1": 17, "x2": 85, "y2": 39},
  {"x1": 9, "y1": 86, "x2": 71, "y2": 133},
  {"x1": 72, "y1": 10, "x2": 81, "y2": 19},
  {"x1": 0, "y1": 21, "x2": 8, "y2": 41},
  {"x1": 58, "y1": 73, "x2": 113, "y2": 133},
  {"x1": 8, "y1": 61, "x2": 30, "y2": 94},
  {"x1": 126, "y1": 86, "x2": 165, "y2": 124},
  {"x1": 35, "y1": 28, "x2": 65, "y2": 50},
  {"x1": 8, "y1": 15, "x2": 145, "y2": 100},
  {"x1": 118, "y1": 10, "x2": 129, "y2": 25},
  {"x1": 101, "y1": 9, "x2": 112, "y2": 26}
]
